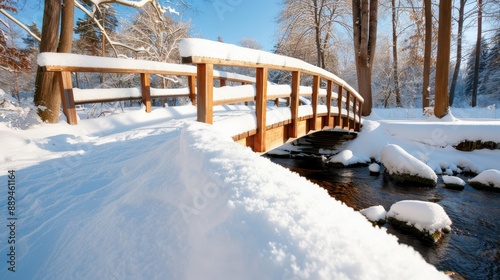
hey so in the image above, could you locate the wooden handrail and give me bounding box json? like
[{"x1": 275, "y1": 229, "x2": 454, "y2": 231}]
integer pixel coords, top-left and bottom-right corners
[
  {"x1": 38, "y1": 52, "x2": 258, "y2": 124},
  {"x1": 180, "y1": 38, "x2": 363, "y2": 152}
]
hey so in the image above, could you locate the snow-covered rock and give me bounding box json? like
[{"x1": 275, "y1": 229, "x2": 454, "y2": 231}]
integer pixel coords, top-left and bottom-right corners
[
  {"x1": 387, "y1": 200, "x2": 452, "y2": 243},
  {"x1": 442, "y1": 175, "x2": 466, "y2": 190},
  {"x1": 381, "y1": 144, "x2": 438, "y2": 187},
  {"x1": 369, "y1": 163, "x2": 381, "y2": 174},
  {"x1": 326, "y1": 149, "x2": 371, "y2": 166},
  {"x1": 468, "y1": 169, "x2": 500, "y2": 191},
  {"x1": 360, "y1": 205, "x2": 387, "y2": 224}
]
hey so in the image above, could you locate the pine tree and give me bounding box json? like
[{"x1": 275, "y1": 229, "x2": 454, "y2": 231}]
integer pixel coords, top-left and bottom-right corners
[
  {"x1": 481, "y1": 31, "x2": 500, "y2": 105},
  {"x1": 74, "y1": 1, "x2": 118, "y2": 56},
  {"x1": 463, "y1": 37, "x2": 488, "y2": 101},
  {"x1": 22, "y1": 23, "x2": 41, "y2": 50}
]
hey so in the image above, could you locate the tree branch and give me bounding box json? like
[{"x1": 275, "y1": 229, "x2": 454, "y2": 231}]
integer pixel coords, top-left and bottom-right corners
[{"x1": 0, "y1": 9, "x2": 41, "y2": 42}]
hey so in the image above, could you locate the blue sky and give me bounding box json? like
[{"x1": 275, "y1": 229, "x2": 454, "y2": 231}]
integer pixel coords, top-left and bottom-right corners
[
  {"x1": 15, "y1": 0, "x2": 281, "y2": 52},
  {"x1": 189, "y1": 0, "x2": 281, "y2": 51}
]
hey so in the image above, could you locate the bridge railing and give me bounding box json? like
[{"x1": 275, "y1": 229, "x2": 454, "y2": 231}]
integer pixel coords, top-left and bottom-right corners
[
  {"x1": 180, "y1": 38, "x2": 364, "y2": 152},
  {"x1": 38, "y1": 52, "x2": 256, "y2": 124}
]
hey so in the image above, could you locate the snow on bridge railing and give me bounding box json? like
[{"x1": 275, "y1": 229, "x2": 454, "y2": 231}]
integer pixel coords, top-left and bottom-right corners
[
  {"x1": 179, "y1": 38, "x2": 362, "y2": 102},
  {"x1": 179, "y1": 38, "x2": 363, "y2": 152},
  {"x1": 38, "y1": 52, "x2": 257, "y2": 124}
]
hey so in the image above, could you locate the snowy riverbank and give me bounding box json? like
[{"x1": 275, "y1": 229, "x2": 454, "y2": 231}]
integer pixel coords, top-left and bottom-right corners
[{"x1": 0, "y1": 100, "x2": 460, "y2": 279}]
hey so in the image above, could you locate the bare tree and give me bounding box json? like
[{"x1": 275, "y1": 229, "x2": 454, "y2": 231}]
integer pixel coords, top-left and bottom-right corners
[
  {"x1": 353, "y1": 0, "x2": 379, "y2": 116},
  {"x1": 391, "y1": 0, "x2": 402, "y2": 107},
  {"x1": 276, "y1": 0, "x2": 349, "y2": 73},
  {"x1": 422, "y1": 0, "x2": 432, "y2": 109},
  {"x1": 449, "y1": 0, "x2": 468, "y2": 106},
  {"x1": 471, "y1": 0, "x2": 483, "y2": 107},
  {"x1": 434, "y1": 0, "x2": 452, "y2": 117}
]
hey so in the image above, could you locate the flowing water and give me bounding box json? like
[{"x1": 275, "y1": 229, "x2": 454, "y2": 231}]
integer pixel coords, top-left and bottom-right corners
[{"x1": 265, "y1": 153, "x2": 500, "y2": 279}]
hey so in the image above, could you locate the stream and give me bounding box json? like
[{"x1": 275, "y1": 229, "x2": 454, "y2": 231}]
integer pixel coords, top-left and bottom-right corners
[{"x1": 264, "y1": 152, "x2": 500, "y2": 279}]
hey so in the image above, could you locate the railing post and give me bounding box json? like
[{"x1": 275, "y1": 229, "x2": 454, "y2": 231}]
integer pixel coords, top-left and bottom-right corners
[
  {"x1": 254, "y1": 67, "x2": 268, "y2": 152},
  {"x1": 352, "y1": 94, "x2": 357, "y2": 131},
  {"x1": 336, "y1": 85, "x2": 343, "y2": 128},
  {"x1": 197, "y1": 63, "x2": 214, "y2": 124},
  {"x1": 357, "y1": 99, "x2": 363, "y2": 131},
  {"x1": 310, "y1": 75, "x2": 320, "y2": 131},
  {"x1": 220, "y1": 78, "x2": 227, "y2": 87},
  {"x1": 188, "y1": 75, "x2": 196, "y2": 105},
  {"x1": 326, "y1": 80, "x2": 333, "y2": 127},
  {"x1": 289, "y1": 71, "x2": 300, "y2": 138},
  {"x1": 58, "y1": 71, "x2": 78, "y2": 125},
  {"x1": 140, "y1": 73, "x2": 152, "y2": 113},
  {"x1": 345, "y1": 91, "x2": 351, "y2": 130}
]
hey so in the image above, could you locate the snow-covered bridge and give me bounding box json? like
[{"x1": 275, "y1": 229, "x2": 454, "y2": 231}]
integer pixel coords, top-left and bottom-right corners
[{"x1": 39, "y1": 38, "x2": 363, "y2": 152}]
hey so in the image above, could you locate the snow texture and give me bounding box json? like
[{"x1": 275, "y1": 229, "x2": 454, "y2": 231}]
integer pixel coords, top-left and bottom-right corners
[
  {"x1": 387, "y1": 200, "x2": 452, "y2": 233},
  {"x1": 0, "y1": 106, "x2": 448, "y2": 280}
]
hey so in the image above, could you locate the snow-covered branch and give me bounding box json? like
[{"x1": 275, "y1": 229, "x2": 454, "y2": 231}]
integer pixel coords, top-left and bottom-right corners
[{"x1": 0, "y1": 9, "x2": 41, "y2": 42}]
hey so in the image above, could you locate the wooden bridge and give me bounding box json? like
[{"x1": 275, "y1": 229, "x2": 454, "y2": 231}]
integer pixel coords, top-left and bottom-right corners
[{"x1": 39, "y1": 38, "x2": 363, "y2": 153}]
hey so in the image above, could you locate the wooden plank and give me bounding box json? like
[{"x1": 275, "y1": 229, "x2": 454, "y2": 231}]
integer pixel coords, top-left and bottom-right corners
[
  {"x1": 326, "y1": 80, "x2": 333, "y2": 127},
  {"x1": 188, "y1": 75, "x2": 196, "y2": 105},
  {"x1": 213, "y1": 96, "x2": 255, "y2": 106},
  {"x1": 310, "y1": 75, "x2": 320, "y2": 131},
  {"x1": 140, "y1": 73, "x2": 152, "y2": 113},
  {"x1": 254, "y1": 67, "x2": 268, "y2": 152},
  {"x1": 43, "y1": 65, "x2": 195, "y2": 76},
  {"x1": 197, "y1": 63, "x2": 214, "y2": 124},
  {"x1": 289, "y1": 71, "x2": 300, "y2": 138},
  {"x1": 58, "y1": 71, "x2": 78, "y2": 125}
]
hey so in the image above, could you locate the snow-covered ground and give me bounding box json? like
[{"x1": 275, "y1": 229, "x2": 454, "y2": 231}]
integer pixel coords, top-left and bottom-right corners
[
  {"x1": 2, "y1": 85, "x2": 500, "y2": 279},
  {"x1": 0, "y1": 93, "x2": 459, "y2": 279},
  {"x1": 328, "y1": 108, "x2": 500, "y2": 174}
]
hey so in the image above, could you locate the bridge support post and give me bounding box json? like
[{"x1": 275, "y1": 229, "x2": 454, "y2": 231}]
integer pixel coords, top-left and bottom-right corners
[
  {"x1": 289, "y1": 71, "x2": 300, "y2": 138},
  {"x1": 197, "y1": 63, "x2": 214, "y2": 124},
  {"x1": 58, "y1": 71, "x2": 78, "y2": 125},
  {"x1": 140, "y1": 73, "x2": 152, "y2": 113},
  {"x1": 310, "y1": 75, "x2": 320, "y2": 131},
  {"x1": 254, "y1": 67, "x2": 268, "y2": 152},
  {"x1": 326, "y1": 80, "x2": 333, "y2": 127}
]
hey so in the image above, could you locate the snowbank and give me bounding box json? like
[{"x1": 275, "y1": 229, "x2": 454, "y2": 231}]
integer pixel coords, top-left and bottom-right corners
[
  {"x1": 387, "y1": 200, "x2": 452, "y2": 242},
  {"x1": 0, "y1": 112, "x2": 448, "y2": 279},
  {"x1": 381, "y1": 144, "x2": 438, "y2": 187},
  {"x1": 468, "y1": 169, "x2": 500, "y2": 191}
]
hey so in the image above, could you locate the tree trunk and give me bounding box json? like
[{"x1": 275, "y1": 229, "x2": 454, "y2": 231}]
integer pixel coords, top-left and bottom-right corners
[
  {"x1": 434, "y1": 0, "x2": 452, "y2": 118},
  {"x1": 422, "y1": 0, "x2": 432, "y2": 109},
  {"x1": 353, "y1": 0, "x2": 378, "y2": 116},
  {"x1": 471, "y1": 0, "x2": 482, "y2": 107},
  {"x1": 449, "y1": 0, "x2": 466, "y2": 106},
  {"x1": 34, "y1": 0, "x2": 61, "y2": 123},
  {"x1": 391, "y1": 0, "x2": 402, "y2": 107}
]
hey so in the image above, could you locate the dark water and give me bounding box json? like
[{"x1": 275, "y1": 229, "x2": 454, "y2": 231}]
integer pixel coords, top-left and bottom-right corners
[{"x1": 266, "y1": 154, "x2": 500, "y2": 280}]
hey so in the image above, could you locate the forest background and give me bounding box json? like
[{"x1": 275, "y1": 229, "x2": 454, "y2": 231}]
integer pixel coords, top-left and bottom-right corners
[{"x1": 1, "y1": 0, "x2": 499, "y2": 120}]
